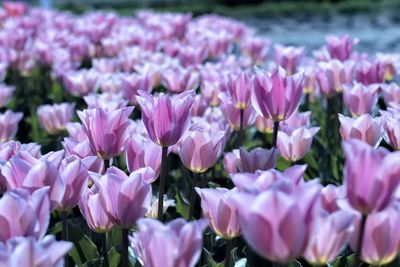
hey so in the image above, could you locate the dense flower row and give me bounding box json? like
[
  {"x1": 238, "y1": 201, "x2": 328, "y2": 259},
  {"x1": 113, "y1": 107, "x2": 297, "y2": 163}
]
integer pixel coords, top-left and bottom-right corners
[{"x1": 0, "y1": 1, "x2": 400, "y2": 267}]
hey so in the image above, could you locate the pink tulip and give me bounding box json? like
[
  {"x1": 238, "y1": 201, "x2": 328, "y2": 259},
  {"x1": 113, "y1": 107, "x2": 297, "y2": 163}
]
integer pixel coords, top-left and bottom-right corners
[
  {"x1": 303, "y1": 67, "x2": 317, "y2": 94},
  {"x1": 321, "y1": 184, "x2": 345, "y2": 213},
  {"x1": 231, "y1": 164, "x2": 308, "y2": 194},
  {"x1": 178, "y1": 129, "x2": 224, "y2": 173},
  {"x1": 0, "y1": 235, "x2": 72, "y2": 267},
  {"x1": 3, "y1": 1, "x2": 27, "y2": 17},
  {"x1": 304, "y1": 210, "x2": 355, "y2": 265},
  {"x1": 350, "y1": 204, "x2": 400, "y2": 265},
  {"x1": 145, "y1": 195, "x2": 176, "y2": 219},
  {"x1": 342, "y1": 83, "x2": 379, "y2": 116},
  {"x1": 384, "y1": 115, "x2": 400, "y2": 150},
  {"x1": 381, "y1": 83, "x2": 400, "y2": 105},
  {"x1": 255, "y1": 115, "x2": 274, "y2": 134},
  {"x1": 125, "y1": 133, "x2": 162, "y2": 178},
  {"x1": 58, "y1": 155, "x2": 89, "y2": 211},
  {"x1": 224, "y1": 71, "x2": 253, "y2": 109},
  {"x1": 338, "y1": 114, "x2": 383, "y2": 147},
  {"x1": 316, "y1": 59, "x2": 353, "y2": 97},
  {"x1": 83, "y1": 93, "x2": 128, "y2": 113},
  {"x1": 62, "y1": 70, "x2": 99, "y2": 97},
  {"x1": 121, "y1": 73, "x2": 152, "y2": 104},
  {"x1": 376, "y1": 53, "x2": 398, "y2": 81},
  {"x1": 0, "y1": 141, "x2": 41, "y2": 161},
  {"x1": 343, "y1": 139, "x2": 400, "y2": 214},
  {"x1": 162, "y1": 67, "x2": 200, "y2": 93},
  {"x1": 196, "y1": 188, "x2": 240, "y2": 239},
  {"x1": 77, "y1": 107, "x2": 133, "y2": 159},
  {"x1": 252, "y1": 66, "x2": 304, "y2": 122},
  {"x1": 0, "y1": 187, "x2": 50, "y2": 242},
  {"x1": 79, "y1": 185, "x2": 115, "y2": 233},
  {"x1": 223, "y1": 147, "x2": 277, "y2": 174},
  {"x1": 130, "y1": 218, "x2": 208, "y2": 267},
  {"x1": 37, "y1": 103, "x2": 75, "y2": 135},
  {"x1": 354, "y1": 60, "x2": 384, "y2": 85},
  {"x1": 136, "y1": 90, "x2": 195, "y2": 147},
  {"x1": 281, "y1": 111, "x2": 311, "y2": 129},
  {"x1": 326, "y1": 35, "x2": 357, "y2": 61},
  {"x1": 274, "y1": 44, "x2": 305, "y2": 75},
  {"x1": 93, "y1": 167, "x2": 153, "y2": 228},
  {"x1": 219, "y1": 97, "x2": 256, "y2": 130},
  {"x1": 277, "y1": 126, "x2": 320, "y2": 162},
  {"x1": 201, "y1": 80, "x2": 222, "y2": 107},
  {"x1": 190, "y1": 95, "x2": 208, "y2": 117},
  {"x1": 240, "y1": 37, "x2": 270, "y2": 64},
  {"x1": 0, "y1": 110, "x2": 23, "y2": 142},
  {"x1": 0, "y1": 84, "x2": 14, "y2": 108},
  {"x1": 232, "y1": 182, "x2": 321, "y2": 263}
]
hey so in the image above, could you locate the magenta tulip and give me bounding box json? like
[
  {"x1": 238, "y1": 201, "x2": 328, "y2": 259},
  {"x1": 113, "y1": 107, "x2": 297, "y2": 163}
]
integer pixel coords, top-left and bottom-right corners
[
  {"x1": 77, "y1": 107, "x2": 133, "y2": 159},
  {"x1": 224, "y1": 71, "x2": 253, "y2": 109},
  {"x1": 252, "y1": 66, "x2": 304, "y2": 122},
  {"x1": 136, "y1": 90, "x2": 195, "y2": 147},
  {"x1": 316, "y1": 59, "x2": 354, "y2": 97},
  {"x1": 338, "y1": 114, "x2": 383, "y2": 147},
  {"x1": 121, "y1": 73, "x2": 152, "y2": 104},
  {"x1": 354, "y1": 60, "x2": 384, "y2": 85},
  {"x1": 342, "y1": 83, "x2": 379, "y2": 117},
  {"x1": 274, "y1": 44, "x2": 304, "y2": 75},
  {"x1": 223, "y1": 147, "x2": 277, "y2": 174},
  {"x1": 326, "y1": 35, "x2": 357, "y2": 61},
  {"x1": 37, "y1": 103, "x2": 75, "y2": 135},
  {"x1": 130, "y1": 218, "x2": 208, "y2": 267},
  {"x1": 343, "y1": 139, "x2": 400, "y2": 214},
  {"x1": 93, "y1": 167, "x2": 153, "y2": 228},
  {"x1": 162, "y1": 67, "x2": 200, "y2": 93},
  {"x1": 196, "y1": 188, "x2": 240, "y2": 239}
]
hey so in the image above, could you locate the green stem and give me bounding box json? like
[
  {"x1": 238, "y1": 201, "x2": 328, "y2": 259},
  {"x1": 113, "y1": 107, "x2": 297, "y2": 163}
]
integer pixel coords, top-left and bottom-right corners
[
  {"x1": 272, "y1": 121, "x2": 279, "y2": 148},
  {"x1": 188, "y1": 172, "x2": 199, "y2": 220},
  {"x1": 101, "y1": 233, "x2": 109, "y2": 267},
  {"x1": 121, "y1": 228, "x2": 129, "y2": 267},
  {"x1": 354, "y1": 214, "x2": 368, "y2": 267},
  {"x1": 224, "y1": 239, "x2": 233, "y2": 267},
  {"x1": 157, "y1": 147, "x2": 168, "y2": 220},
  {"x1": 61, "y1": 211, "x2": 69, "y2": 266}
]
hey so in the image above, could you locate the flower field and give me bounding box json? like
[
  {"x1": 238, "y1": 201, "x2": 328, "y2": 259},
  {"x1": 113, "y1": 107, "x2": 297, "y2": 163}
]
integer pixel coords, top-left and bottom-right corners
[{"x1": 1, "y1": 1, "x2": 400, "y2": 267}]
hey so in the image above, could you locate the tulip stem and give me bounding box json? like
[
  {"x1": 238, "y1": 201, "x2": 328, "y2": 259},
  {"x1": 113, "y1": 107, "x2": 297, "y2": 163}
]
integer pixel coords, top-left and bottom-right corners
[
  {"x1": 354, "y1": 214, "x2": 367, "y2": 267},
  {"x1": 272, "y1": 121, "x2": 279, "y2": 148},
  {"x1": 189, "y1": 172, "x2": 199, "y2": 220},
  {"x1": 121, "y1": 228, "x2": 129, "y2": 267},
  {"x1": 224, "y1": 239, "x2": 233, "y2": 267},
  {"x1": 101, "y1": 233, "x2": 109, "y2": 267},
  {"x1": 237, "y1": 109, "x2": 244, "y2": 148},
  {"x1": 61, "y1": 211, "x2": 69, "y2": 266},
  {"x1": 157, "y1": 146, "x2": 168, "y2": 220}
]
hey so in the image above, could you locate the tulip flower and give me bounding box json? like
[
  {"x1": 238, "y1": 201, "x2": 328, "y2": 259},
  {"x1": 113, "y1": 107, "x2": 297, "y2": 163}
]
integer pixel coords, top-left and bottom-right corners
[
  {"x1": 277, "y1": 126, "x2": 320, "y2": 162},
  {"x1": 0, "y1": 110, "x2": 23, "y2": 142},
  {"x1": 62, "y1": 69, "x2": 98, "y2": 97},
  {"x1": 384, "y1": 115, "x2": 400, "y2": 150},
  {"x1": 0, "y1": 235, "x2": 72, "y2": 267},
  {"x1": 190, "y1": 95, "x2": 208, "y2": 117},
  {"x1": 255, "y1": 115, "x2": 274, "y2": 134},
  {"x1": 0, "y1": 187, "x2": 50, "y2": 242},
  {"x1": 376, "y1": 53, "x2": 398, "y2": 81},
  {"x1": 77, "y1": 107, "x2": 133, "y2": 160},
  {"x1": 3, "y1": 1, "x2": 27, "y2": 17},
  {"x1": 342, "y1": 83, "x2": 379, "y2": 117},
  {"x1": 343, "y1": 139, "x2": 400, "y2": 214},
  {"x1": 316, "y1": 59, "x2": 354, "y2": 97},
  {"x1": 0, "y1": 140, "x2": 41, "y2": 161},
  {"x1": 224, "y1": 71, "x2": 253, "y2": 110},
  {"x1": 304, "y1": 210, "x2": 355, "y2": 265},
  {"x1": 354, "y1": 60, "x2": 384, "y2": 85},
  {"x1": 179, "y1": 129, "x2": 225, "y2": 174},
  {"x1": 274, "y1": 44, "x2": 305, "y2": 75},
  {"x1": 145, "y1": 195, "x2": 176, "y2": 219},
  {"x1": 136, "y1": 90, "x2": 195, "y2": 147},
  {"x1": 162, "y1": 67, "x2": 200, "y2": 93},
  {"x1": 281, "y1": 111, "x2": 311, "y2": 129},
  {"x1": 223, "y1": 147, "x2": 277, "y2": 174},
  {"x1": 232, "y1": 182, "x2": 321, "y2": 263},
  {"x1": 326, "y1": 35, "x2": 357, "y2": 61},
  {"x1": 338, "y1": 114, "x2": 383, "y2": 148},
  {"x1": 0, "y1": 84, "x2": 14, "y2": 108},
  {"x1": 321, "y1": 184, "x2": 345, "y2": 213},
  {"x1": 121, "y1": 73, "x2": 152, "y2": 104},
  {"x1": 350, "y1": 204, "x2": 400, "y2": 265},
  {"x1": 79, "y1": 185, "x2": 115, "y2": 233},
  {"x1": 130, "y1": 218, "x2": 208, "y2": 267},
  {"x1": 196, "y1": 188, "x2": 240, "y2": 239},
  {"x1": 125, "y1": 133, "x2": 162, "y2": 178},
  {"x1": 252, "y1": 66, "x2": 304, "y2": 147},
  {"x1": 83, "y1": 93, "x2": 128, "y2": 113},
  {"x1": 37, "y1": 103, "x2": 75, "y2": 135},
  {"x1": 240, "y1": 37, "x2": 270, "y2": 64},
  {"x1": 381, "y1": 83, "x2": 400, "y2": 105}
]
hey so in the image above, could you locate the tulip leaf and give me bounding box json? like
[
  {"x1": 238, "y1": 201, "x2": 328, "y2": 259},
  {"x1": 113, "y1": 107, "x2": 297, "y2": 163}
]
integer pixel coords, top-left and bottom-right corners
[
  {"x1": 68, "y1": 222, "x2": 100, "y2": 266},
  {"x1": 48, "y1": 221, "x2": 62, "y2": 235},
  {"x1": 175, "y1": 191, "x2": 189, "y2": 220},
  {"x1": 108, "y1": 247, "x2": 121, "y2": 267},
  {"x1": 288, "y1": 260, "x2": 302, "y2": 266},
  {"x1": 203, "y1": 248, "x2": 224, "y2": 267}
]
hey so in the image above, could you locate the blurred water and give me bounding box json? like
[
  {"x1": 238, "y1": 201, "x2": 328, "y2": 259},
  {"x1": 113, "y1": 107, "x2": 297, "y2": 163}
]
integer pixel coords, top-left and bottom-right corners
[{"x1": 244, "y1": 12, "x2": 400, "y2": 54}]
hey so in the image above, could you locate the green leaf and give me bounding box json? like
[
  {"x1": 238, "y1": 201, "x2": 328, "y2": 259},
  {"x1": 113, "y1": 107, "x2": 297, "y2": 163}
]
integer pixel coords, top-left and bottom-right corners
[
  {"x1": 288, "y1": 260, "x2": 302, "y2": 267},
  {"x1": 68, "y1": 223, "x2": 99, "y2": 266},
  {"x1": 48, "y1": 221, "x2": 62, "y2": 235},
  {"x1": 108, "y1": 247, "x2": 121, "y2": 267},
  {"x1": 175, "y1": 191, "x2": 189, "y2": 220},
  {"x1": 203, "y1": 248, "x2": 224, "y2": 267}
]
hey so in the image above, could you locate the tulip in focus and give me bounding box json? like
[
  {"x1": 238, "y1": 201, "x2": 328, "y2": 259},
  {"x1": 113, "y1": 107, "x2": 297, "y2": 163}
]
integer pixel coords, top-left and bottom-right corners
[
  {"x1": 130, "y1": 218, "x2": 208, "y2": 267},
  {"x1": 196, "y1": 188, "x2": 240, "y2": 239},
  {"x1": 0, "y1": 110, "x2": 23, "y2": 142},
  {"x1": 37, "y1": 103, "x2": 75, "y2": 135},
  {"x1": 252, "y1": 66, "x2": 304, "y2": 122},
  {"x1": 77, "y1": 107, "x2": 133, "y2": 159},
  {"x1": 338, "y1": 114, "x2": 383, "y2": 147},
  {"x1": 277, "y1": 126, "x2": 320, "y2": 162},
  {"x1": 343, "y1": 139, "x2": 400, "y2": 214}
]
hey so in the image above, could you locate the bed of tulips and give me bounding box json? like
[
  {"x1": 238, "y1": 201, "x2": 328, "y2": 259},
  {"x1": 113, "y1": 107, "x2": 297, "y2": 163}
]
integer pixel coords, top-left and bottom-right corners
[{"x1": 1, "y1": 1, "x2": 400, "y2": 267}]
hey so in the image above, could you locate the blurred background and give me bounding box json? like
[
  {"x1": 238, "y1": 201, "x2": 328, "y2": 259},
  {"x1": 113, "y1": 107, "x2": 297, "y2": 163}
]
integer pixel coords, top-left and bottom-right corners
[{"x1": 20, "y1": 0, "x2": 400, "y2": 53}]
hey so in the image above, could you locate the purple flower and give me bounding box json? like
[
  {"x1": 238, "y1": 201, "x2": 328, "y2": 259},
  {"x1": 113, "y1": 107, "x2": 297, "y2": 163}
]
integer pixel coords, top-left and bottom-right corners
[
  {"x1": 0, "y1": 110, "x2": 23, "y2": 142},
  {"x1": 37, "y1": 103, "x2": 75, "y2": 135}
]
